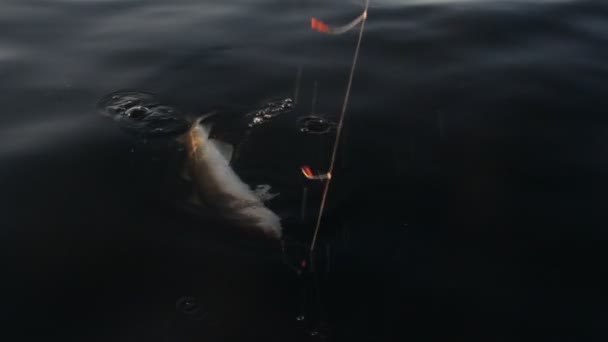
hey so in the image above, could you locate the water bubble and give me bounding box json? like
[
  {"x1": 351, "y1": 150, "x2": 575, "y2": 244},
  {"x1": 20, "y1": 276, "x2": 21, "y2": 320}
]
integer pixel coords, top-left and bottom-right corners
[
  {"x1": 297, "y1": 116, "x2": 336, "y2": 135},
  {"x1": 296, "y1": 315, "x2": 305, "y2": 321},
  {"x1": 124, "y1": 105, "x2": 149, "y2": 118},
  {"x1": 246, "y1": 98, "x2": 294, "y2": 127},
  {"x1": 175, "y1": 296, "x2": 207, "y2": 320}
]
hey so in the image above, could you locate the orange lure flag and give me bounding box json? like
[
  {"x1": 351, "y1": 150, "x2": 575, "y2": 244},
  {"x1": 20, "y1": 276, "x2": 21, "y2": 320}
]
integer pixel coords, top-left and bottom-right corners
[
  {"x1": 311, "y1": 17, "x2": 330, "y2": 33},
  {"x1": 301, "y1": 166, "x2": 332, "y2": 180}
]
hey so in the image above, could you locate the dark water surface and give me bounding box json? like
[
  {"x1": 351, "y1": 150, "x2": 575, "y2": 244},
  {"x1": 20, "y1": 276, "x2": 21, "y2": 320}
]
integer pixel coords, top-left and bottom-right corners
[{"x1": 2, "y1": 0, "x2": 608, "y2": 341}]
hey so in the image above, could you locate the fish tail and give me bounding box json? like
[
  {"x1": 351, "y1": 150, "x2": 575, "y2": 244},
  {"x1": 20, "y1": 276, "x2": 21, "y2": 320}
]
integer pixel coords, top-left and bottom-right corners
[
  {"x1": 182, "y1": 110, "x2": 218, "y2": 128},
  {"x1": 193, "y1": 110, "x2": 218, "y2": 133},
  {"x1": 177, "y1": 110, "x2": 218, "y2": 144},
  {"x1": 196, "y1": 110, "x2": 219, "y2": 125}
]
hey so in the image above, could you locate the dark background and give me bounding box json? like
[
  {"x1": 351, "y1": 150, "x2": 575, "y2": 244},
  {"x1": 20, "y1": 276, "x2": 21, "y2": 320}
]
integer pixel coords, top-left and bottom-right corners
[{"x1": 1, "y1": 0, "x2": 607, "y2": 341}]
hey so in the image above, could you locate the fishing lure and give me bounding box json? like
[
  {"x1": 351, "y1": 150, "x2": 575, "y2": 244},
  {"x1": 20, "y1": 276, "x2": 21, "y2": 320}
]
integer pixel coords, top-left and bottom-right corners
[
  {"x1": 301, "y1": 166, "x2": 331, "y2": 181},
  {"x1": 311, "y1": 9, "x2": 367, "y2": 35}
]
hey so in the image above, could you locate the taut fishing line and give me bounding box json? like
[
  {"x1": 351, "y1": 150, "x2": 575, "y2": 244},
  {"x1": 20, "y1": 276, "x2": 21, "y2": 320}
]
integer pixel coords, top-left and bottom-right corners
[{"x1": 306, "y1": 0, "x2": 370, "y2": 253}]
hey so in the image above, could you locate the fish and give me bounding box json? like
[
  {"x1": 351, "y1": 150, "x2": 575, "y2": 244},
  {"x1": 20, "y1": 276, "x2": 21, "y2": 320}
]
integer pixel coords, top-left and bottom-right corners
[{"x1": 179, "y1": 113, "x2": 283, "y2": 240}]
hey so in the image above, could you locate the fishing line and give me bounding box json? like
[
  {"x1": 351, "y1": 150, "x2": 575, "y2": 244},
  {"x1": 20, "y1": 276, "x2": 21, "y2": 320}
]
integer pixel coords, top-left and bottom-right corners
[
  {"x1": 311, "y1": 80, "x2": 318, "y2": 115},
  {"x1": 309, "y1": 0, "x2": 370, "y2": 253},
  {"x1": 294, "y1": 65, "x2": 303, "y2": 105}
]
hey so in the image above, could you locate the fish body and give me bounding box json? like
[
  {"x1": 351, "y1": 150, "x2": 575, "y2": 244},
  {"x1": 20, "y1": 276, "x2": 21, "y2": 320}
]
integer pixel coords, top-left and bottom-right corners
[{"x1": 182, "y1": 116, "x2": 282, "y2": 240}]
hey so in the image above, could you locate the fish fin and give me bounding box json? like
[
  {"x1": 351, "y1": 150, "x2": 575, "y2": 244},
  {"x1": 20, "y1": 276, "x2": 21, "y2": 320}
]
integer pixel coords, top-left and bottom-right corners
[
  {"x1": 253, "y1": 184, "x2": 280, "y2": 202},
  {"x1": 210, "y1": 139, "x2": 234, "y2": 163}
]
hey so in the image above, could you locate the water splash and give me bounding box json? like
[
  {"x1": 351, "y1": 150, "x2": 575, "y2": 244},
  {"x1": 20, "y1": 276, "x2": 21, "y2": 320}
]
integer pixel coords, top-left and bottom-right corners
[
  {"x1": 246, "y1": 98, "x2": 294, "y2": 128},
  {"x1": 97, "y1": 91, "x2": 190, "y2": 138}
]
